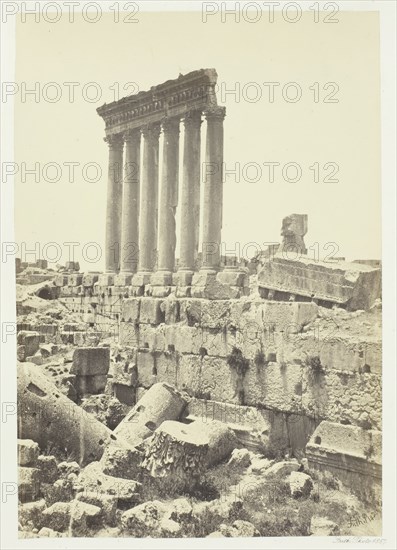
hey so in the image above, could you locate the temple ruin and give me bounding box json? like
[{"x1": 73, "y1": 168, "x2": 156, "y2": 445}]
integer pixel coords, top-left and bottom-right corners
[{"x1": 15, "y1": 69, "x2": 382, "y2": 539}]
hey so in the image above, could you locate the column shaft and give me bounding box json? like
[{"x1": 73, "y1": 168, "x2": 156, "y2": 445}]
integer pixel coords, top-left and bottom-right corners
[
  {"x1": 104, "y1": 134, "x2": 124, "y2": 273},
  {"x1": 157, "y1": 117, "x2": 180, "y2": 274},
  {"x1": 201, "y1": 107, "x2": 226, "y2": 271},
  {"x1": 120, "y1": 129, "x2": 141, "y2": 274},
  {"x1": 138, "y1": 123, "x2": 161, "y2": 274},
  {"x1": 179, "y1": 110, "x2": 202, "y2": 274}
]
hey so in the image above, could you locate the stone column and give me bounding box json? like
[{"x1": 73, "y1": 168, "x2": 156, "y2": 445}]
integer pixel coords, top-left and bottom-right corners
[
  {"x1": 132, "y1": 123, "x2": 160, "y2": 294},
  {"x1": 103, "y1": 133, "x2": 124, "y2": 281},
  {"x1": 151, "y1": 117, "x2": 180, "y2": 296},
  {"x1": 176, "y1": 110, "x2": 202, "y2": 293},
  {"x1": 200, "y1": 106, "x2": 225, "y2": 271},
  {"x1": 115, "y1": 129, "x2": 141, "y2": 286}
]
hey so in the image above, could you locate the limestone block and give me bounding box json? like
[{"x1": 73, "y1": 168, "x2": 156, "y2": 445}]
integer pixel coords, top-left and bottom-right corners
[
  {"x1": 114, "y1": 383, "x2": 187, "y2": 448},
  {"x1": 121, "y1": 501, "x2": 168, "y2": 536},
  {"x1": 305, "y1": 421, "x2": 381, "y2": 497},
  {"x1": 199, "y1": 300, "x2": 231, "y2": 329},
  {"x1": 19, "y1": 467, "x2": 41, "y2": 503},
  {"x1": 17, "y1": 362, "x2": 119, "y2": 465},
  {"x1": 176, "y1": 354, "x2": 202, "y2": 396},
  {"x1": 258, "y1": 255, "x2": 381, "y2": 311},
  {"x1": 25, "y1": 353, "x2": 43, "y2": 366},
  {"x1": 160, "y1": 299, "x2": 180, "y2": 324},
  {"x1": 54, "y1": 274, "x2": 68, "y2": 287},
  {"x1": 187, "y1": 419, "x2": 238, "y2": 467},
  {"x1": 99, "y1": 442, "x2": 143, "y2": 481},
  {"x1": 109, "y1": 359, "x2": 137, "y2": 387},
  {"x1": 71, "y1": 347, "x2": 110, "y2": 376},
  {"x1": 70, "y1": 500, "x2": 101, "y2": 536},
  {"x1": 137, "y1": 350, "x2": 157, "y2": 388},
  {"x1": 139, "y1": 324, "x2": 165, "y2": 352},
  {"x1": 82, "y1": 273, "x2": 99, "y2": 287},
  {"x1": 68, "y1": 274, "x2": 83, "y2": 287},
  {"x1": 76, "y1": 491, "x2": 117, "y2": 526},
  {"x1": 121, "y1": 298, "x2": 140, "y2": 323},
  {"x1": 119, "y1": 322, "x2": 139, "y2": 347},
  {"x1": 155, "y1": 353, "x2": 178, "y2": 387},
  {"x1": 18, "y1": 439, "x2": 39, "y2": 466},
  {"x1": 37, "y1": 455, "x2": 58, "y2": 484},
  {"x1": 17, "y1": 331, "x2": 40, "y2": 357},
  {"x1": 263, "y1": 459, "x2": 300, "y2": 478},
  {"x1": 139, "y1": 298, "x2": 164, "y2": 325},
  {"x1": 19, "y1": 499, "x2": 46, "y2": 527},
  {"x1": 40, "y1": 343, "x2": 58, "y2": 358},
  {"x1": 192, "y1": 271, "x2": 240, "y2": 300},
  {"x1": 38, "y1": 527, "x2": 63, "y2": 537},
  {"x1": 77, "y1": 461, "x2": 141, "y2": 503},
  {"x1": 201, "y1": 356, "x2": 238, "y2": 404},
  {"x1": 164, "y1": 324, "x2": 202, "y2": 355},
  {"x1": 41, "y1": 502, "x2": 71, "y2": 532},
  {"x1": 288, "y1": 471, "x2": 313, "y2": 498}
]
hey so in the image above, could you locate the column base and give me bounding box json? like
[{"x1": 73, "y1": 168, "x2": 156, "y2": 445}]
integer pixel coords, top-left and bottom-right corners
[
  {"x1": 114, "y1": 272, "x2": 135, "y2": 287},
  {"x1": 98, "y1": 273, "x2": 116, "y2": 287},
  {"x1": 150, "y1": 271, "x2": 173, "y2": 297},
  {"x1": 130, "y1": 271, "x2": 152, "y2": 297},
  {"x1": 174, "y1": 270, "x2": 194, "y2": 298}
]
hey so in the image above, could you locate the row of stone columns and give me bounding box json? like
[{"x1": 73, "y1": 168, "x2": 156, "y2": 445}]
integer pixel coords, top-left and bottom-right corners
[{"x1": 103, "y1": 106, "x2": 226, "y2": 294}]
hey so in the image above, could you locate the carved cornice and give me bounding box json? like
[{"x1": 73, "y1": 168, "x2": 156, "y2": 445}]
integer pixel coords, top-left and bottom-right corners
[{"x1": 97, "y1": 69, "x2": 219, "y2": 135}]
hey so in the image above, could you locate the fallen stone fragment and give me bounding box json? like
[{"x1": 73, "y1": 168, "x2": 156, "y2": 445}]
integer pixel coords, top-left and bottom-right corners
[
  {"x1": 187, "y1": 419, "x2": 238, "y2": 467},
  {"x1": 37, "y1": 455, "x2": 58, "y2": 484},
  {"x1": 99, "y1": 442, "x2": 143, "y2": 480},
  {"x1": 263, "y1": 459, "x2": 300, "y2": 478},
  {"x1": 310, "y1": 516, "x2": 340, "y2": 536},
  {"x1": 71, "y1": 347, "x2": 110, "y2": 376},
  {"x1": 141, "y1": 420, "x2": 208, "y2": 491},
  {"x1": 248, "y1": 456, "x2": 272, "y2": 475},
  {"x1": 19, "y1": 467, "x2": 41, "y2": 503},
  {"x1": 288, "y1": 471, "x2": 313, "y2": 498},
  {"x1": 228, "y1": 448, "x2": 252, "y2": 468},
  {"x1": 41, "y1": 502, "x2": 71, "y2": 532},
  {"x1": 75, "y1": 491, "x2": 117, "y2": 526},
  {"x1": 40, "y1": 344, "x2": 58, "y2": 358},
  {"x1": 19, "y1": 499, "x2": 46, "y2": 527},
  {"x1": 69, "y1": 500, "x2": 101, "y2": 537},
  {"x1": 17, "y1": 362, "x2": 119, "y2": 465},
  {"x1": 218, "y1": 520, "x2": 260, "y2": 537},
  {"x1": 114, "y1": 383, "x2": 187, "y2": 448},
  {"x1": 159, "y1": 518, "x2": 181, "y2": 536},
  {"x1": 18, "y1": 439, "x2": 39, "y2": 467},
  {"x1": 58, "y1": 461, "x2": 80, "y2": 477},
  {"x1": 76, "y1": 461, "x2": 141, "y2": 504},
  {"x1": 121, "y1": 501, "x2": 168, "y2": 536},
  {"x1": 193, "y1": 495, "x2": 244, "y2": 523}
]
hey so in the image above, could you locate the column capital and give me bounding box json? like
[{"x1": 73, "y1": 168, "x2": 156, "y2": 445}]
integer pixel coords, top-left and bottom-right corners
[
  {"x1": 123, "y1": 128, "x2": 141, "y2": 143},
  {"x1": 104, "y1": 133, "x2": 124, "y2": 148},
  {"x1": 162, "y1": 116, "x2": 180, "y2": 135},
  {"x1": 141, "y1": 122, "x2": 161, "y2": 142},
  {"x1": 184, "y1": 110, "x2": 202, "y2": 128},
  {"x1": 204, "y1": 105, "x2": 226, "y2": 121}
]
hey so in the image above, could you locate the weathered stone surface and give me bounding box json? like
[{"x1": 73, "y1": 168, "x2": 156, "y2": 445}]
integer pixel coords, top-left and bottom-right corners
[
  {"x1": 37, "y1": 455, "x2": 58, "y2": 483},
  {"x1": 288, "y1": 471, "x2": 313, "y2": 498},
  {"x1": 310, "y1": 516, "x2": 340, "y2": 536},
  {"x1": 263, "y1": 459, "x2": 300, "y2": 478},
  {"x1": 114, "y1": 382, "x2": 187, "y2": 448},
  {"x1": 19, "y1": 499, "x2": 46, "y2": 526},
  {"x1": 40, "y1": 343, "x2": 58, "y2": 358},
  {"x1": 17, "y1": 331, "x2": 40, "y2": 357},
  {"x1": 70, "y1": 347, "x2": 110, "y2": 376},
  {"x1": 305, "y1": 421, "x2": 381, "y2": 499},
  {"x1": 19, "y1": 467, "x2": 41, "y2": 503},
  {"x1": 75, "y1": 374, "x2": 108, "y2": 396},
  {"x1": 77, "y1": 461, "x2": 141, "y2": 502},
  {"x1": 121, "y1": 298, "x2": 140, "y2": 323},
  {"x1": 139, "y1": 298, "x2": 164, "y2": 324},
  {"x1": 228, "y1": 448, "x2": 252, "y2": 468},
  {"x1": 18, "y1": 439, "x2": 39, "y2": 467},
  {"x1": 187, "y1": 419, "x2": 238, "y2": 467},
  {"x1": 38, "y1": 527, "x2": 63, "y2": 537},
  {"x1": 141, "y1": 420, "x2": 208, "y2": 490},
  {"x1": 41, "y1": 502, "x2": 71, "y2": 532},
  {"x1": 279, "y1": 213, "x2": 308, "y2": 255},
  {"x1": 121, "y1": 501, "x2": 168, "y2": 536},
  {"x1": 17, "y1": 362, "x2": 119, "y2": 465},
  {"x1": 76, "y1": 491, "x2": 117, "y2": 526},
  {"x1": 99, "y1": 442, "x2": 143, "y2": 480},
  {"x1": 70, "y1": 500, "x2": 101, "y2": 536},
  {"x1": 258, "y1": 255, "x2": 381, "y2": 311},
  {"x1": 218, "y1": 520, "x2": 260, "y2": 537}
]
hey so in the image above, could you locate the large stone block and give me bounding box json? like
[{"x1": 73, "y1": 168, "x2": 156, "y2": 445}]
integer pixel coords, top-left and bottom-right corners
[
  {"x1": 139, "y1": 298, "x2": 164, "y2": 325},
  {"x1": 258, "y1": 255, "x2": 381, "y2": 311},
  {"x1": 18, "y1": 439, "x2": 39, "y2": 467},
  {"x1": 121, "y1": 298, "x2": 141, "y2": 323},
  {"x1": 119, "y1": 322, "x2": 139, "y2": 347},
  {"x1": 176, "y1": 355, "x2": 202, "y2": 396},
  {"x1": 164, "y1": 324, "x2": 202, "y2": 355},
  {"x1": 155, "y1": 353, "x2": 178, "y2": 387},
  {"x1": 71, "y1": 347, "x2": 110, "y2": 376},
  {"x1": 137, "y1": 350, "x2": 157, "y2": 388},
  {"x1": 139, "y1": 324, "x2": 165, "y2": 352},
  {"x1": 17, "y1": 331, "x2": 40, "y2": 357},
  {"x1": 306, "y1": 421, "x2": 381, "y2": 501},
  {"x1": 19, "y1": 467, "x2": 41, "y2": 503}
]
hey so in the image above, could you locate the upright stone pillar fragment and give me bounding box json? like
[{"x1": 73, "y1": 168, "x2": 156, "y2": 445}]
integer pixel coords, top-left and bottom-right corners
[
  {"x1": 176, "y1": 110, "x2": 202, "y2": 296},
  {"x1": 102, "y1": 134, "x2": 124, "y2": 283},
  {"x1": 132, "y1": 123, "x2": 161, "y2": 295},
  {"x1": 151, "y1": 117, "x2": 180, "y2": 297},
  {"x1": 115, "y1": 129, "x2": 141, "y2": 286}
]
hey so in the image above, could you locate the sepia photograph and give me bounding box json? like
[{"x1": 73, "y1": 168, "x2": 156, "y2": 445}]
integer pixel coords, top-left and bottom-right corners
[{"x1": 0, "y1": 1, "x2": 396, "y2": 548}]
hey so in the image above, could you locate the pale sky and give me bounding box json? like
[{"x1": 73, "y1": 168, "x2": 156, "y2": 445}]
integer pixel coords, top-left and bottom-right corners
[{"x1": 14, "y1": 10, "x2": 381, "y2": 271}]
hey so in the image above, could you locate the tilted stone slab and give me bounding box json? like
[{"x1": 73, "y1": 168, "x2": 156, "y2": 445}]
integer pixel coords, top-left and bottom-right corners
[{"x1": 258, "y1": 255, "x2": 381, "y2": 310}]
